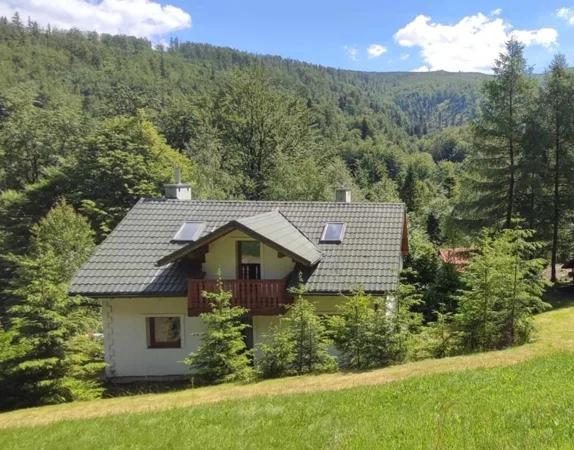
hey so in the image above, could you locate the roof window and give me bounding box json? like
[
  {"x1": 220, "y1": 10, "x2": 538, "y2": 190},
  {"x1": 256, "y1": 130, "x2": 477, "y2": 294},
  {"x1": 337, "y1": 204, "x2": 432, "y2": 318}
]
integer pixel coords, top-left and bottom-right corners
[
  {"x1": 172, "y1": 221, "x2": 205, "y2": 242},
  {"x1": 320, "y1": 222, "x2": 346, "y2": 243}
]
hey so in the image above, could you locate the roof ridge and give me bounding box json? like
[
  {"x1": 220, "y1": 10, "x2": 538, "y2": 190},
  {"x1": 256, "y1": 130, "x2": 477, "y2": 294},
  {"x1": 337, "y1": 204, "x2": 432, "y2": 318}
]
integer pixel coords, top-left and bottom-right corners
[
  {"x1": 140, "y1": 198, "x2": 405, "y2": 207},
  {"x1": 274, "y1": 208, "x2": 319, "y2": 250}
]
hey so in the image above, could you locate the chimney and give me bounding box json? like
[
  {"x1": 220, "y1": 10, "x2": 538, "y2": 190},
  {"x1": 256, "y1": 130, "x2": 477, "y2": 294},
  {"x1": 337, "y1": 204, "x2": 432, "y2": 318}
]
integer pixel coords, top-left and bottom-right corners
[
  {"x1": 335, "y1": 186, "x2": 351, "y2": 203},
  {"x1": 164, "y1": 168, "x2": 192, "y2": 200}
]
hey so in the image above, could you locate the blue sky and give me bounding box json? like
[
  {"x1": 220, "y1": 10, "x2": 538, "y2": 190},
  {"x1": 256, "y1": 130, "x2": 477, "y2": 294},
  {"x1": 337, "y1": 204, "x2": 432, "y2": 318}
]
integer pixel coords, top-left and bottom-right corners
[{"x1": 3, "y1": 0, "x2": 574, "y2": 72}]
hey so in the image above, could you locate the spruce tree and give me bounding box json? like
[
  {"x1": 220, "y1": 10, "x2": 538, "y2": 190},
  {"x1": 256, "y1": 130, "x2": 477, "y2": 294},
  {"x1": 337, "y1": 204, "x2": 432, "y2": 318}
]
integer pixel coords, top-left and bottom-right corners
[
  {"x1": 1, "y1": 201, "x2": 102, "y2": 409},
  {"x1": 185, "y1": 282, "x2": 254, "y2": 384},
  {"x1": 258, "y1": 287, "x2": 336, "y2": 377},
  {"x1": 540, "y1": 55, "x2": 574, "y2": 281},
  {"x1": 467, "y1": 40, "x2": 534, "y2": 228},
  {"x1": 456, "y1": 227, "x2": 548, "y2": 351}
]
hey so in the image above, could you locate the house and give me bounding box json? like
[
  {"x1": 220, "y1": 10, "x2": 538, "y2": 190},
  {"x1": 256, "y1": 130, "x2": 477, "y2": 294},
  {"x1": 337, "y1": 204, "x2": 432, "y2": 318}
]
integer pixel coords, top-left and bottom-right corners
[
  {"x1": 438, "y1": 247, "x2": 474, "y2": 270},
  {"x1": 70, "y1": 177, "x2": 409, "y2": 379}
]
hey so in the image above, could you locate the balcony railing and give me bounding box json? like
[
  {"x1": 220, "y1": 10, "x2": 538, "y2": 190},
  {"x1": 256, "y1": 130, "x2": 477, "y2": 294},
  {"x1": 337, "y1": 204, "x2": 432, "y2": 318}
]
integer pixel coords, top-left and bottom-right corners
[{"x1": 187, "y1": 278, "x2": 291, "y2": 316}]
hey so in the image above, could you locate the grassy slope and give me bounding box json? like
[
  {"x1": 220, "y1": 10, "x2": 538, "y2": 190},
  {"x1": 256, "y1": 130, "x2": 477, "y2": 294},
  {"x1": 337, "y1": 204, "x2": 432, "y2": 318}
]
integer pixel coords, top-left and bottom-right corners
[{"x1": 0, "y1": 293, "x2": 573, "y2": 448}]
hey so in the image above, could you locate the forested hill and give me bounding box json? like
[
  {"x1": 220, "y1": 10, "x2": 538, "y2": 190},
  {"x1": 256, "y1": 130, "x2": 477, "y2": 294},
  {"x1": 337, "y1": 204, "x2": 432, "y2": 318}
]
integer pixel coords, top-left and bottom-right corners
[{"x1": 0, "y1": 18, "x2": 485, "y2": 138}]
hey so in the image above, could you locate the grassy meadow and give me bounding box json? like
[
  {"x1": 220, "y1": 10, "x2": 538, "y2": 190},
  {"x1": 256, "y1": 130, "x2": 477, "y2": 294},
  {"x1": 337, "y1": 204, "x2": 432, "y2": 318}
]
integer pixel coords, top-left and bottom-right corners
[{"x1": 0, "y1": 290, "x2": 573, "y2": 449}]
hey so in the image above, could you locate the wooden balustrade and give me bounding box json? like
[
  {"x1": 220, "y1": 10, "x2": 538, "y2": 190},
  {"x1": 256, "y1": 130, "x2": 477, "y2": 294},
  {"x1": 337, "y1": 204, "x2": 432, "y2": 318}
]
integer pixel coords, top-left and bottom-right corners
[{"x1": 187, "y1": 278, "x2": 291, "y2": 316}]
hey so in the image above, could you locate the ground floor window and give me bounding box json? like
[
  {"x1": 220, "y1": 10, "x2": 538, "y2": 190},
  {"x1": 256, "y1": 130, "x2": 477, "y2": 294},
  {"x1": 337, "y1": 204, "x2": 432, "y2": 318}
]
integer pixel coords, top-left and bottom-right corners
[{"x1": 146, "y1": 316, "x2": 181, "y2": 348}]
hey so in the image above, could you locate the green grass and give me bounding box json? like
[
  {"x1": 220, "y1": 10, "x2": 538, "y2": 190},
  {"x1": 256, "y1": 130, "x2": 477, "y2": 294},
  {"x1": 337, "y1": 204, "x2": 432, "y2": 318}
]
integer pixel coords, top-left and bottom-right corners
[
  {"x1": 0, "y1": 353, "x2": 573, "y2": 449},
  {"x1": 0, "y1": 288, "x2": 573, "y2": 448}
]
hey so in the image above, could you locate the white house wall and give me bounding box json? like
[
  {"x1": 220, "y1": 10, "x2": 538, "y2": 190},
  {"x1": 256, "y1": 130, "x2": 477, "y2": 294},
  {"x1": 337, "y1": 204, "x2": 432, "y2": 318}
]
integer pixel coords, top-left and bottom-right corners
[
  {"x1": 101, "y1": 295, "x2": 389, "y2": 378},
  {"x1": 102, "y1": 297, "x2": 205, "y2": 378},
  {"x1": 202, "y1": 230, "x2": 295, "y2": 280}
]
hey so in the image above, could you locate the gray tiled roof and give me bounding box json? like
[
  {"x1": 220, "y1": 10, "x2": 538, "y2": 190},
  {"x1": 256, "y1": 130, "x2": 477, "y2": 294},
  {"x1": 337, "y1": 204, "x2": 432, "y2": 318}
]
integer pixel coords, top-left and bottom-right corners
[
  {"x1": 70, "y1": 199, "x2": 406, "y2": 296},
  {"x1": 158, "y1": 210, "x2": 322, "y2": 267}
]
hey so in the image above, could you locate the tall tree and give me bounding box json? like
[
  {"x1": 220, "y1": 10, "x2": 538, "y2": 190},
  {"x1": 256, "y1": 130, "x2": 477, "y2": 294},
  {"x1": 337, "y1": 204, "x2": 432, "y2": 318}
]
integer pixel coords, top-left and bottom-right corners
[
  {"x1": 540, "y1": 55, "x2": 574, "y2": 281},
  {"x1": 1, "y1": 201, "x2": 102, "y2": 409},
  {"x1": 74, "y1": 112, "x2": 194, "y2": 236},
  {"x1": 212, "y1": 66, "x2": 319, "y2": 200},
  {"x1": 469, "y1": 40, "x2": 534, "y2": 228}
]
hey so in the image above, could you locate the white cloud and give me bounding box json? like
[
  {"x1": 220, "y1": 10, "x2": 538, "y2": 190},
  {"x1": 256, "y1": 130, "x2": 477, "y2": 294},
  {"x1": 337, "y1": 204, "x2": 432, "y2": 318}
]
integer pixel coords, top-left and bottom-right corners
[
  {"x1": 557, "y1": 7, "x2": 574, "y2": 25},
  {"x1": 0, "y1": 0, "x2": 191, "y2": 40},
  {"x1": 394, "y1": 13, "x2": 558, "y2": 73},
  {"x1": 491, "y1": 8, "x2": 502, "y2": 16},
  {"x1": 412, "y1": 65, "x2": 430, "y2": 72},
  {"x1": 400, "y1": 53, "x2": 410, "y2": 60},
  {"x1": 367, "y1": 43, "x2": 387, "y2": 58},
  {"x1": 344, "y1": 45, "x2": 358, "y2": 61}
]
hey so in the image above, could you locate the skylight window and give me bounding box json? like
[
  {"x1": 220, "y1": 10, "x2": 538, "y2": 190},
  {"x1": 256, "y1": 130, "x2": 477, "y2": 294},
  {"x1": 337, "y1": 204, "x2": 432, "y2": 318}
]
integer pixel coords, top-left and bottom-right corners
[
  {"x1": 320, "y1": 222, "x2": 346, "y2": 243},
  {"x1": 172, "y1": 221, "x2": 205, "y2": 242}
]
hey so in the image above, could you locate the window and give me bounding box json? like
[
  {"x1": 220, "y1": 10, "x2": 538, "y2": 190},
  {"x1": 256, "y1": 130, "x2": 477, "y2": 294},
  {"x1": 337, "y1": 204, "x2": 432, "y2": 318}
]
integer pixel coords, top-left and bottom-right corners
[
  {"x1": 146, "y1": 317, "x2": 181, "y2": 348},
  {"x1": 320, "y1": 222, "x2": 346, "y2": 243},
  {"x1": 172, "y1": 221, "x2": 205, "y2": 242},
  {"x1": 237, "y1": 241, "x2": 261, "y2": 280}
]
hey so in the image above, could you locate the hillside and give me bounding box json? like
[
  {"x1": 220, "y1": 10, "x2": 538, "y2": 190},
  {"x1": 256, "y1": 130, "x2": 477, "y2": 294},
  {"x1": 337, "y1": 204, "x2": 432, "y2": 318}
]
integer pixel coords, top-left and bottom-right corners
[
  {"x1": 0, "y1": 290, "x2": 572, "y2": 445},
  {"x1": 0, "y1": 19, "x2": 485, "y2": 139}
]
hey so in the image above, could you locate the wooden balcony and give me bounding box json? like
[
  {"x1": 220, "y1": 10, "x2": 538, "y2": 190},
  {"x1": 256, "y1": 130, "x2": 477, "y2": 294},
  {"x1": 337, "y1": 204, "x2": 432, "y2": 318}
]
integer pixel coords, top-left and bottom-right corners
[{"x1": 187, "y1": 279, "x2": 291, "y2": 316}]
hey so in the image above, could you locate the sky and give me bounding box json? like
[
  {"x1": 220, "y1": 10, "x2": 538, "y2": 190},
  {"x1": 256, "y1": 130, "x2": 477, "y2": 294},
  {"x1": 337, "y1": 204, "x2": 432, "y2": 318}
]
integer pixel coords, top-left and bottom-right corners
[{"x1": 2, "y1": 0, "x2": 574, "y2": 73}]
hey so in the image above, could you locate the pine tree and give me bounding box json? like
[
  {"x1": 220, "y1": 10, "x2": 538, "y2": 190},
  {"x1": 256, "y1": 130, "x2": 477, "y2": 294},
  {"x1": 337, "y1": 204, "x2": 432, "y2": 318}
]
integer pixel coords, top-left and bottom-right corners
[
  {"x1": 285, "y1": 294, "x2": 336, "y2": 375},
  {"x1": 467, "y1": 40, "x2": 534, "y2": 228},
  {"x1": 329, "y1": 290, "x2": 373, "y2": 369},
  {"x1": 0, "y1": 201, "x2": 102, "y2": 409},
  {"x1": 540, "y1": 55, "x2": 574, "y2": 282},
  {"x1": 456, "y1": 227, "x2": 548, "y2": 351},
  {"x1": 257, "y1": 287, "x2": 336, "y2": 377},
  {"x1": 185, "y1": 281, "x2": 254, "y2": 384}
]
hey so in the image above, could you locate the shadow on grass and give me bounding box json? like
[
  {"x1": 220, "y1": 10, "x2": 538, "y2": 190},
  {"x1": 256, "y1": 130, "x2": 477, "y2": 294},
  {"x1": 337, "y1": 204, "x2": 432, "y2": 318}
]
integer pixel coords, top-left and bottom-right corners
[
  {"x1": 543, "y1": 284, "x2": 574, "y2": 310},
  {"x1": 103, "y1": 380, "x2": 192, "y2": 398}
]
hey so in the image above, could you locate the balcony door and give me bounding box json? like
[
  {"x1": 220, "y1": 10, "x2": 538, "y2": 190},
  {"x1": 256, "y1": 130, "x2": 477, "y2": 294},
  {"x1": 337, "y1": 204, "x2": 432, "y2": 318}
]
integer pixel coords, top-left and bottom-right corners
[{"x1": 237, "y1": 241, "x2": 261, "y2": 280}]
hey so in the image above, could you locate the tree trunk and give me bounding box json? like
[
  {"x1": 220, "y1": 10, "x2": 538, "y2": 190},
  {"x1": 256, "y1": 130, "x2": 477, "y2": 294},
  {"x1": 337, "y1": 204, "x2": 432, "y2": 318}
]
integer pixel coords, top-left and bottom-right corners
[
  {"x1": 506, "y1": 87, "x2": 515, "y2": 229},
  {"x1": 551, "y1": 115, "x2": 561, "y2": 283}
]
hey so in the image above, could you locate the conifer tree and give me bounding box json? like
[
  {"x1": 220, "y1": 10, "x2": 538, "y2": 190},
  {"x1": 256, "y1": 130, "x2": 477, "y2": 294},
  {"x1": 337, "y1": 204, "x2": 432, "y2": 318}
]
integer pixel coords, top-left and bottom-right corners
[
  {"x1": 258, "y1": 286, "x2": 336, "y2": 377},
  {"x1": 0, "y1": 201, "x2": 102, "y2": 409},
  {"x1": 456, "y1": 227, "x2": 548, "y2": 351},
  {"x1": 467, "y1": 40, "x2": 534, "y2": 228},
  {"x1": 185, "y1": 282, "x2": 254, "y2": 384},
  {"x1": 540, "y1": 55, "x2": 574, "y2": 281}
]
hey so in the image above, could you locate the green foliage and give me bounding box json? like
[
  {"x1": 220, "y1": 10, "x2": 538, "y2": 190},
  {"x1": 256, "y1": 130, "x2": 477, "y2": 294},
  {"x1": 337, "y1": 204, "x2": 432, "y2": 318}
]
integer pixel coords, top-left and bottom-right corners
[
  {"x1": 256, "y1": 325, "x2": 295, "y2": 379},
  {"x1": 185, "y1": 282, "x2": 254, "y2": 384},
  {"x1": 329, "y1": 289, "x2": 417, "y2": 370},
  {"x1": 0, "y1": 201, "x2": 102, "y2": 410},
  {"x1": 413, "y1": 311, "x2": 463, "y2": 359},
  {"x1": 73, "y1": 112, "x2": 194, "y2": 236},
  {"x1": 456, "y1": 227, "x2": 549, "y2": 351},
  {"x1": 462, "y1": 40, "x2": 535, "y2": 228},
  {"x1": 258, "y1": 289, "x2": 336, "y2": 378}
]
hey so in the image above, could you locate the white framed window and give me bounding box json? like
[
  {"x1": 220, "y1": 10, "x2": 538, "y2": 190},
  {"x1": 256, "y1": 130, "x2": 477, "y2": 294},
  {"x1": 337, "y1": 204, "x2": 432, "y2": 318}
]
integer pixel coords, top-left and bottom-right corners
[
  {"x1": 320, "y1": 222, "x2": 346, "y2": 243},
  {"x1": 146, "y1": 316, "x2": 182, "y2": 349}
]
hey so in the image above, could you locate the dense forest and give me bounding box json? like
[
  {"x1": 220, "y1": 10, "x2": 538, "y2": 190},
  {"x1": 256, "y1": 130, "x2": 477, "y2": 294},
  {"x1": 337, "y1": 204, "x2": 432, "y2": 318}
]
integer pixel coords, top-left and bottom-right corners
[{"x1": 0, "y1": 14, "x2": 573, "y2": 408}]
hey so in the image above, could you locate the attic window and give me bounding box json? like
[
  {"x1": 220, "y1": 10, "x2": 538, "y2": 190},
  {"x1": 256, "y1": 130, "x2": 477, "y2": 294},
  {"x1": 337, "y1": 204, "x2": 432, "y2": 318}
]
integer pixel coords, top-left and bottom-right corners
[
  {"x1": 172, "y1": 221, "x2": 205, "y2": 242},
  {"x1": 320, "y1": 222, "x2": 346, "y2": 243}
]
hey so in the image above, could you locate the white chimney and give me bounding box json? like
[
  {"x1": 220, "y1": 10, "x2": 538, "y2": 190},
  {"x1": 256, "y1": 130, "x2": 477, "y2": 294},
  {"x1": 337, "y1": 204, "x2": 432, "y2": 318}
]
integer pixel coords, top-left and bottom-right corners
[
  {"x1": 164, "y1": 168, "x2": 192, "y2": 200},
  {"x1": 335, "y1": 186, "x2": 351, "y2": 203}
]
